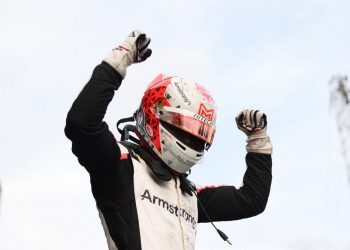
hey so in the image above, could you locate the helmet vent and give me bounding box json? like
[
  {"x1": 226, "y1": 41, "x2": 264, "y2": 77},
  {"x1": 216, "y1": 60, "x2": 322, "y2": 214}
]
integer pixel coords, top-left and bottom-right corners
[{"x1": 176, "y1": 141, "x2": 186, "y2": 151}]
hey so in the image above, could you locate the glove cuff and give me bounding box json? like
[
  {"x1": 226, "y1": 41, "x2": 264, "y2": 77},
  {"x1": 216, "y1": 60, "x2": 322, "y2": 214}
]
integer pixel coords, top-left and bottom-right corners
[
  {"x1": 103, "y1": 49, "x2": 133, "y2": 78},
  {"x1": 246, "y1": 133, "x2": 273, "y2": 154}
]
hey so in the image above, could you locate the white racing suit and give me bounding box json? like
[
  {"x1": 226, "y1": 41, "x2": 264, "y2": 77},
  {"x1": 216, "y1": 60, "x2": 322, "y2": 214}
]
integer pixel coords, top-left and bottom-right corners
[{"x1": 65, "y1": 62, "x2": 272, "y2": 250}]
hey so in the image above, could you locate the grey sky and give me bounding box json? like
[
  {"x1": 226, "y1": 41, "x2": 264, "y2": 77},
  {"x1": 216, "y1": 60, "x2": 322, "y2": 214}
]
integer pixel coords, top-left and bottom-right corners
[{"x1": 1, "y1": 0, "x2": 350, "y2": 249}]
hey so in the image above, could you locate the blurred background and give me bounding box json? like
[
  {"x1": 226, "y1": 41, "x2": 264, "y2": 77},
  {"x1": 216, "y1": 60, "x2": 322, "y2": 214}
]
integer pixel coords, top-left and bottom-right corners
[{"x1": 1, "y1": 0, "x2": 350, "y2": 249}]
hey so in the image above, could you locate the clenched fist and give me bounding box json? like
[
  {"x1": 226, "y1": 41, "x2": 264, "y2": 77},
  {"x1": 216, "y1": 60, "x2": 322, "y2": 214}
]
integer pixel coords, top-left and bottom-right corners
[
  {"x1": 104, "y1": 30, "x2": 152, "y2": 78},
  {"x1": 235, "y1": 109, "x2": 272, "y2": 154}
]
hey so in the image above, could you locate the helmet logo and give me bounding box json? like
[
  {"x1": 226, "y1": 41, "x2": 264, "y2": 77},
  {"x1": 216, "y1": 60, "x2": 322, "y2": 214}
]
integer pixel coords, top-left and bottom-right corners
[
  {"x1": 146, "y1": 124, "x2": 153, "y2": 137},
  {"x1": 198, "y1": 103, "x2": 214, "y2": 120},
  {"x1": 174, "y1": 81, "x2": 191, "y2": 105},
  {"x1": 194, "y1": 113, "x2": 214, "y2": 126}
]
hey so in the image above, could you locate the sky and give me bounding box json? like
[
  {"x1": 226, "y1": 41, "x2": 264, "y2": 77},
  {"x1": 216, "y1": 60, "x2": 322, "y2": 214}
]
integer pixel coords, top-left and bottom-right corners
[{"x1": 1, "y1": 0, "x2": 350, "y2": 249}]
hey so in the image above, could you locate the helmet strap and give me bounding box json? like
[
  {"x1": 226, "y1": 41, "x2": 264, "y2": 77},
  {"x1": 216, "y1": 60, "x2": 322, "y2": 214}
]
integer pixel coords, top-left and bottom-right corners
[
  {"x1": 116, "y1": 116, "x2": 140, "y2": 144},
  {"x1": 119, "y1": 140, "x2": 173, "y2": 181}
]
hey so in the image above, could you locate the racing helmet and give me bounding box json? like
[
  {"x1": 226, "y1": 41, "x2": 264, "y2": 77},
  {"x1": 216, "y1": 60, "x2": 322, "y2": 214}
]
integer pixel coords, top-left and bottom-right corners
[{"x1": 134, "y1": 74, "x2": 217, "y2": 174}]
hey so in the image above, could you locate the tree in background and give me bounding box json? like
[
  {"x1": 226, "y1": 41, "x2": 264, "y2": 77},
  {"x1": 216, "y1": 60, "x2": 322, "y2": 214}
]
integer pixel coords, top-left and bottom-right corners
[{"x1": 329, "y1": 74, "x2": 350, "y2": 184}]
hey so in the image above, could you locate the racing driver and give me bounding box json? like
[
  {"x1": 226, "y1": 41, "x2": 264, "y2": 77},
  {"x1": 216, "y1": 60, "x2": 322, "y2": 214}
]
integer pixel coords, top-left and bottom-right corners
[{"x1": 65, "y1": 30, "x2": 273, "y2": 250}]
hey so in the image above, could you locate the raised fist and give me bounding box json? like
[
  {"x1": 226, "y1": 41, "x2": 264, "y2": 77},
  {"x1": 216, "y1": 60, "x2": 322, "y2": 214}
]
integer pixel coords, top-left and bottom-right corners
[
  {"x1": 104, "y1": 30, "x2": 152, "y2": 78},
  {"x1": 235, "y1": 109, "x2": 272, "y2": 154},
  {"x1": 235, "y1": 109, "x2": 267, "y2": 135}
]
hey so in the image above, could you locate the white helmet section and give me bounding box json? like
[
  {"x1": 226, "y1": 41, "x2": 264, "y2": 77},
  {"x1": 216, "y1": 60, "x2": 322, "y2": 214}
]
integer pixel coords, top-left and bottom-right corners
[
  {"x1": 135, "y1": 74, "x2": 217, "y2": 174},
  {"x1": 159, "y1": 125, "x2": 205, "y2": 173},
  {"x1": 159, "y1": 77, "x2": 216, "y2": 173},
  {"x1": 165, "y1": 77, "x2": 217, "y2": 123}
]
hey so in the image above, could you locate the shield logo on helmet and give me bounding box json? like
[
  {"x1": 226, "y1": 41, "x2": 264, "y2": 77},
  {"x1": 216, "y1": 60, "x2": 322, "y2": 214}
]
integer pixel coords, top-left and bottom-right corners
[{"x1": 198, "y1": 103, "x2": 214, "y2": 121}]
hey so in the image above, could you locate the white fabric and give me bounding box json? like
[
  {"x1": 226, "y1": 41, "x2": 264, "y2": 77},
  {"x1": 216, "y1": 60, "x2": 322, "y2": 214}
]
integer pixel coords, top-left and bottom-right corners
[
  {"x1": 246, "y1": 134, "x2": 273, "y2": 154},
  {"x1": 103, "y1": 47, "x2": 133, "y2": 78},
  {"x1": 133, "y1": 156, "x2": 198, "y2": 250}
]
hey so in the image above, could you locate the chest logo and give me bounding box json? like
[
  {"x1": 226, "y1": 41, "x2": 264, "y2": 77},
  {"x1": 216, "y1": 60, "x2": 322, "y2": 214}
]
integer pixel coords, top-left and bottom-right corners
[{"x1": 141, "y1": 189, "x2": 196, "y2": 229}]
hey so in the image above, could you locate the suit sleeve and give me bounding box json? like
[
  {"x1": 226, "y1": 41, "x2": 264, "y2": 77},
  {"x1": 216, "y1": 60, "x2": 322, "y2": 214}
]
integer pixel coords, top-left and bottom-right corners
[
  {"x1": 64, "y1": 62, "x2": 124, "y2": 174},
  {"x1": 197, "y1": 152, "x2": 272, "y2": 222}
]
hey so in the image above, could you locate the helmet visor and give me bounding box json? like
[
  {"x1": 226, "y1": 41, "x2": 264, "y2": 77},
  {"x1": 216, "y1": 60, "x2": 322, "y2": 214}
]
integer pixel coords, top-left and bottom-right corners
[{"x1": 156, "y1": 107, "x2": 216, "y2": 145}]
